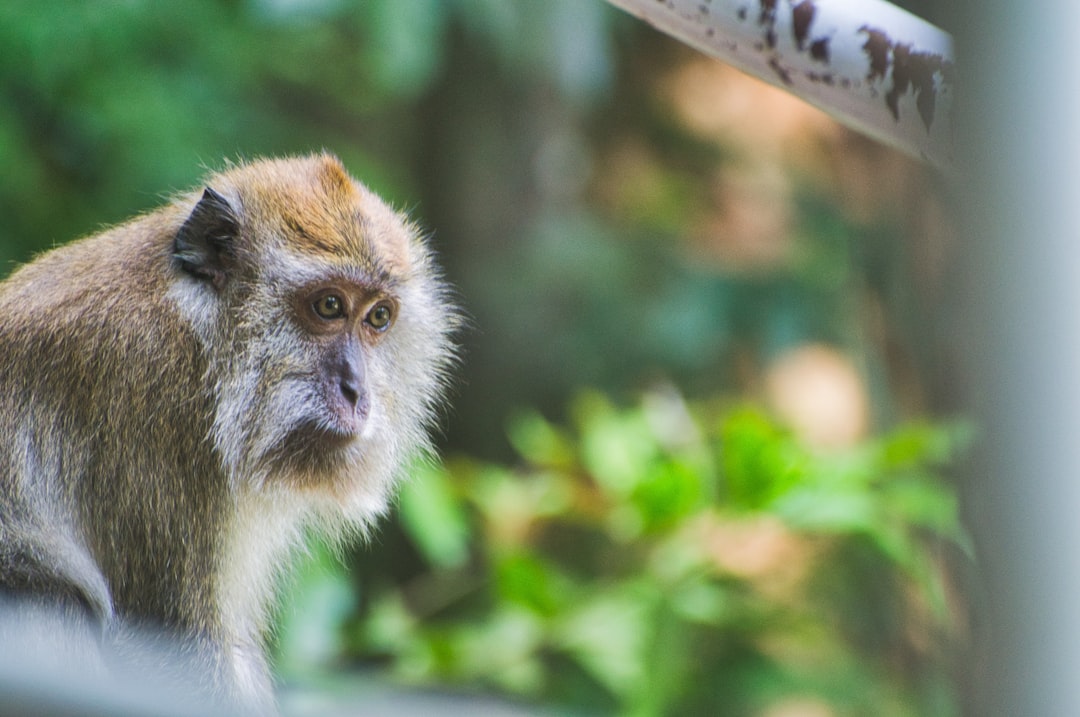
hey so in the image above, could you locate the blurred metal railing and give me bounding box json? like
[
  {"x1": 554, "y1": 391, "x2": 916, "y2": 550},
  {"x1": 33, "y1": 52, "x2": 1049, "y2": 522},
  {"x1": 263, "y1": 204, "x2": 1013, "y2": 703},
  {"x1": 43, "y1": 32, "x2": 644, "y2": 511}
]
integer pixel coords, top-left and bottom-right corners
[{"x1": 605, "y1": 0, "x2": 954, "y2": 173}]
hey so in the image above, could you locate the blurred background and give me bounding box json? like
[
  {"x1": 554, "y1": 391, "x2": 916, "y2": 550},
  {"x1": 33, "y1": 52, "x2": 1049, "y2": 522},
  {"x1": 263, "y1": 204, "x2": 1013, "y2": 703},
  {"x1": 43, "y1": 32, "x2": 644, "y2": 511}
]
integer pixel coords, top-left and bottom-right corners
[{"x1": 0, "y1": 2, "x2": 970, "y2": 715}]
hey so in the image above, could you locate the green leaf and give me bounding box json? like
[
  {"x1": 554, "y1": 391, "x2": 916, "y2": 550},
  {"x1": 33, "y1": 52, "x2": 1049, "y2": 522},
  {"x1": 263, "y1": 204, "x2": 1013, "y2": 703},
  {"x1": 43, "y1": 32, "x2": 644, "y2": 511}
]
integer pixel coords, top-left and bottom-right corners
[
  {"x1": 495, "y1": 551, "x2": 574, "y2": 616},
  {"x1": 720, "y1": 408, "x2": 806, "y2": 509},
  {"x1": 506, "y1": 409, "x2": 575, "y2": 468},
  {"x1": 879, "y1": 420, "x2": 974, "y2": 469},
  {"x1": 397, "y1": 461, "x2": 471, "y2": 569},
  {"x1": 452, "y1": 606, "x2": 546, "y2": 688},
  {"x1": 470, "y1": 465, "x2": 574, "y2": 548},
  {"x1": 881, "y1": 474, "x2": 964, "y2": 538},
  {"x1": 554, "y1": 586, "x2": 655, "y2": 699},
  {"x1": 575, "y1": 392, "x2": 657, "y2": 498},
  {"x1": 632, "y1": 457, "x2": 707, "y2": 531},
  {"x1": 773, "y1": 486, "x2": 878, "y2": 534}
]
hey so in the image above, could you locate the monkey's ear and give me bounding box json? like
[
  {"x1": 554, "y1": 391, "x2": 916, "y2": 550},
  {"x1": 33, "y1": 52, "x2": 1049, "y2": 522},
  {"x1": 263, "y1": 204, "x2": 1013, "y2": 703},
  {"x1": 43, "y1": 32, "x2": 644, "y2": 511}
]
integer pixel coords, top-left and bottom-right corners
[{"x1": 174, "y1": 187, "x2": 239, "y2": 291}]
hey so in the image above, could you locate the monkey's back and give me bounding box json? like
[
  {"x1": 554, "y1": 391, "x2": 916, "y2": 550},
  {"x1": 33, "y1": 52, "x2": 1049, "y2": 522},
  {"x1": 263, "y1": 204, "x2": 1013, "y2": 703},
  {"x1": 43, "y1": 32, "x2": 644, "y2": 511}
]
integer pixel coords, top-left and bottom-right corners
[{"x1": 0, "y1": 210, "x2": 227, "y2": 629}]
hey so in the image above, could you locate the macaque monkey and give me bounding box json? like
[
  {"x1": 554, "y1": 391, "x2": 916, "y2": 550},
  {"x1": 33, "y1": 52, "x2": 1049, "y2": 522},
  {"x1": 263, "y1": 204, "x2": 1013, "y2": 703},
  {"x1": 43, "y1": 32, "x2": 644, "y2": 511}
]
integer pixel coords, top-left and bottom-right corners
[{"x1": 0, "y1": 154, "x2": 456, "y2": 712}]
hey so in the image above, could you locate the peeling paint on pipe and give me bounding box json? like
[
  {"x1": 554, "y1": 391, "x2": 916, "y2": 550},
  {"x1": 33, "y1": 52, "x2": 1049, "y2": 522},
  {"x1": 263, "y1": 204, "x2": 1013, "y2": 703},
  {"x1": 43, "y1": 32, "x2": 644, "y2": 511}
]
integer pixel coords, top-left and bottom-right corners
[{"x1": 605, "y1": 0, "x2": 954, "y2": 173}]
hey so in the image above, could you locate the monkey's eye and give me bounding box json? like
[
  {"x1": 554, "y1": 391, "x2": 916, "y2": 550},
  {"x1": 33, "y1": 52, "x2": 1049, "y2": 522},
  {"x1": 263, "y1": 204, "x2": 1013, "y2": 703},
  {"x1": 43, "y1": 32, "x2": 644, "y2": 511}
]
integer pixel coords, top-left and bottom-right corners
[
  {"x1": 313, "y1": 294, "x2": 346, "y2": 320},
  {"x1": 365, "y1": 302, "x2": 393, "y2": 331}
]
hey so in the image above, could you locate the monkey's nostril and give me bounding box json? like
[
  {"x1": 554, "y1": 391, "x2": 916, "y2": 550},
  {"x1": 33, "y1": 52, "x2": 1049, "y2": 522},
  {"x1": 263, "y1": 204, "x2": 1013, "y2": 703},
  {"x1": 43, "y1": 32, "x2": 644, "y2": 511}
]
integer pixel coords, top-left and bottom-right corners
[{"x1": 340, "y1": 379, "x2": 361, "y2": 408}]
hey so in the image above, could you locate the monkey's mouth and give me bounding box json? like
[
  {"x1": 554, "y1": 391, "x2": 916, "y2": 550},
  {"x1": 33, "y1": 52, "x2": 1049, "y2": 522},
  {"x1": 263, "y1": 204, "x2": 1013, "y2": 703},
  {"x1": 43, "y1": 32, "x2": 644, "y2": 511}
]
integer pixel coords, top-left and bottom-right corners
[
  {"x1": 255, "y1": 382, "x2": 371, "y2": 476},
  {"x1": 294, "y1": 420, "x2": 359, "y2": 449},
  {"x1": 263, "y1": 421, "x2": 360, "y2": 480}
]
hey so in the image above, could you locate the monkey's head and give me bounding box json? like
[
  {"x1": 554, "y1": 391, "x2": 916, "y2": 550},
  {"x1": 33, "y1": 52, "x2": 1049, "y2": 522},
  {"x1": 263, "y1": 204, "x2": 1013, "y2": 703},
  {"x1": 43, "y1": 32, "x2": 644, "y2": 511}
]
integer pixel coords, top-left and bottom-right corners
[{"x1": 169, "y1": 154, "x2": 456, "y2": 521}]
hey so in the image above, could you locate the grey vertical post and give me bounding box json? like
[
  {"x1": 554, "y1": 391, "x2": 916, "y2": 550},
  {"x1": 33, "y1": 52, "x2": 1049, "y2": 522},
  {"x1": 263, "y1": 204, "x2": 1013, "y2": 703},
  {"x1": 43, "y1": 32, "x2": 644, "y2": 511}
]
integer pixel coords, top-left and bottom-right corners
[{"x1": 958, "y1": 2, "x2": 1080, "y2": 715}]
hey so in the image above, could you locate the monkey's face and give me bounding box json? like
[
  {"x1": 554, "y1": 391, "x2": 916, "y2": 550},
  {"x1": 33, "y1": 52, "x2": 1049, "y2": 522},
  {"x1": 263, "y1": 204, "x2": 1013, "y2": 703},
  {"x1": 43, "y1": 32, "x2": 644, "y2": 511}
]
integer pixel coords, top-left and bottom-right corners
[
  {"x1": 173, "y1": 155, "x2": 455, "y2": 518},
  {"x1": 232, "y1": 269, "x2": 411, "y2": 502},
  {"x1": 289, "y1": 281, "x2": 397, "y2": 441}
]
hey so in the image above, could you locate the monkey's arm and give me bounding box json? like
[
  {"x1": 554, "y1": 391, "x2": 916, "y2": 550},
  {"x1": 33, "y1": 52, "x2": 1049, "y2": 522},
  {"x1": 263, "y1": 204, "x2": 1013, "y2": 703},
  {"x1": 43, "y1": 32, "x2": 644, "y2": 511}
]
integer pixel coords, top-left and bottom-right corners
[
  {"x1": 0, "y1": 520, "x2": 110, "y2": 616},
  {"x1": 0, "y1": 511, "x2": 113, "y2": 672}
]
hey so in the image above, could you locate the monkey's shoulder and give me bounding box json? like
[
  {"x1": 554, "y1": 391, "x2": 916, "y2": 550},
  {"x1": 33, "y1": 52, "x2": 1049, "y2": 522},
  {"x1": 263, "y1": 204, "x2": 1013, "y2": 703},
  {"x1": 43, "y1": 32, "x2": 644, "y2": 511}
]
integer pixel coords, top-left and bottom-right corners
[
  {"x1": 0, "y1": 230, "x2": 207, "y2": 409},
  {"x1": 8, "y1": 211, "x2": 176, "y2": 293}
]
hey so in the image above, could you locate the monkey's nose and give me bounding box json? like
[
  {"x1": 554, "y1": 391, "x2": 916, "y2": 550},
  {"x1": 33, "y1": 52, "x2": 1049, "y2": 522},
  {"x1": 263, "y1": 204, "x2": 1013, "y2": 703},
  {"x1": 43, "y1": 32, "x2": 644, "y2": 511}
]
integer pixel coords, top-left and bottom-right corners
[
  {"x1": 330, "y1": 342, "x2": 369, "y2": 426},
  {"x1": 339, "y1": 374, "x2": 371, "y2": 418}
]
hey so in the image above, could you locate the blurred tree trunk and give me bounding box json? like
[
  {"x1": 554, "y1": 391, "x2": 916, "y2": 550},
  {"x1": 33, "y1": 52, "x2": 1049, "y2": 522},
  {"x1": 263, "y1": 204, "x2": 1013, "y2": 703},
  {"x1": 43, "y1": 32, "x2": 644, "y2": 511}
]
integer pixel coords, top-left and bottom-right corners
[{"x1": 414, "y1": 23, "x2": 583, "y2": 459}]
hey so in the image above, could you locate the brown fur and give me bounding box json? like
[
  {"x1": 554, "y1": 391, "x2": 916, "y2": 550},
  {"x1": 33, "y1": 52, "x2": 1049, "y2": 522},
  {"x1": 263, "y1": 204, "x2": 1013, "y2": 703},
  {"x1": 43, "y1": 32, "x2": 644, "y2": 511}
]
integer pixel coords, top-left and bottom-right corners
[{"x1": 0, "y1": 154, "x2": 456, "y2": 712}]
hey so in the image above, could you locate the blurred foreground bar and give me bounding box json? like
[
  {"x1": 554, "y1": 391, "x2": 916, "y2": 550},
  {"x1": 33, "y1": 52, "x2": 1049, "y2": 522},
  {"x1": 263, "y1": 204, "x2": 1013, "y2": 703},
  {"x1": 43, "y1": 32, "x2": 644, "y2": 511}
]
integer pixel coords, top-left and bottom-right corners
[{"x1": 956, "y1": 1, "x2": 1080, "y2": 715}]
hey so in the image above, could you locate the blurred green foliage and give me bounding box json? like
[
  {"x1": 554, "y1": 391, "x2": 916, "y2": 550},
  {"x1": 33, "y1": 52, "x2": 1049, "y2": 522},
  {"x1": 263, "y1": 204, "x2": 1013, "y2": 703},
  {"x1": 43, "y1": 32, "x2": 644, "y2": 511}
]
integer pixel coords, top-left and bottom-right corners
[{"x1": 277, "y1": 391, "x2": 970, "y2": 716}]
